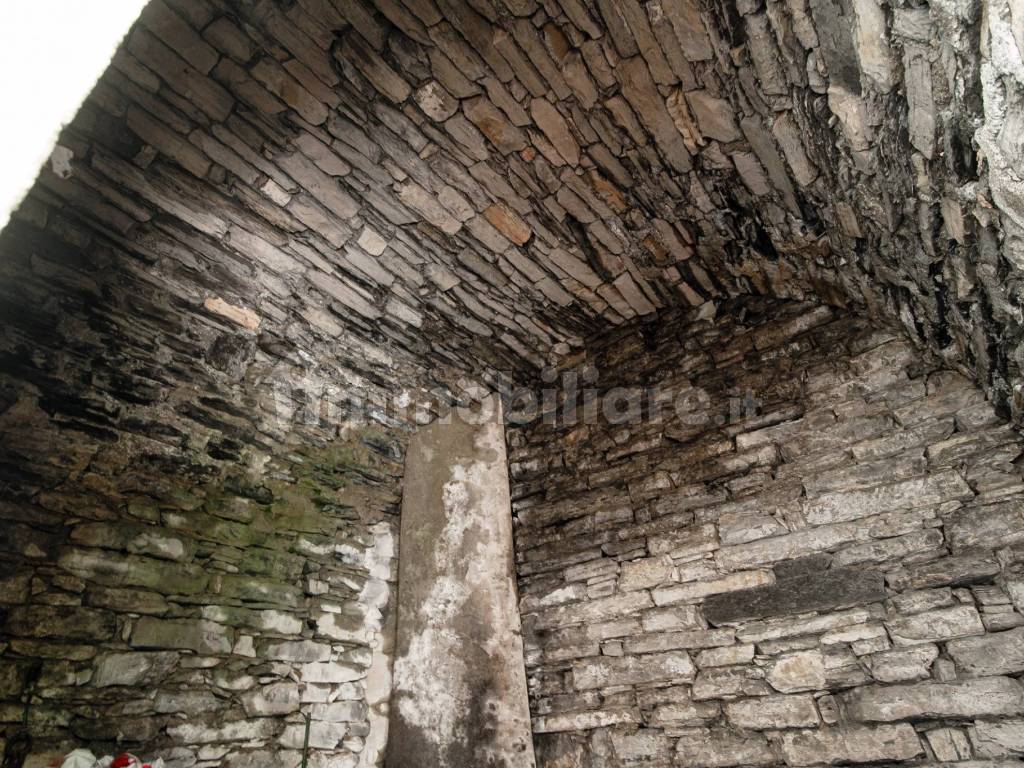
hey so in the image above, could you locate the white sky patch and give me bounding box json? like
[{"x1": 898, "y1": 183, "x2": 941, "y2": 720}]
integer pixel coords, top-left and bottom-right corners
[{"x1": 0, "y1": 1, "x2": 147, "y2": 229}]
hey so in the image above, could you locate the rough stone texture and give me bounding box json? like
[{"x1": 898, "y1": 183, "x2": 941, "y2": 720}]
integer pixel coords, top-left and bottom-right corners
[
  {"x1": 0, "y1": 22, "x2": 424, "y2": 754},
  {"x1": 1, "y1": 0, "x2": 1022, "y2": 417},
  {"x1": 0, "y1": 395, "x2": 402, "y2": 768},
  {"x1": 842, "y1": 677, "x2": 1024, "y2": 722},
  {"x1": 511, "y1": 298, "x2": 1024, "y2": 766},
  {"x1": 948, "y1": 627, "x2": 1024, "y2": 677},
  {"x1": 779, "y1": 724, "x2": 924, "y2": 765},
  {"x1": 2, "y1": 0, "x2": 1024, "y2": 765},
  {"x1": 704, "y1": 566, "x2": 885, "y2": 624},
  {"x1": 388, "y1": 396, "x2": 534, "y2": 768}
]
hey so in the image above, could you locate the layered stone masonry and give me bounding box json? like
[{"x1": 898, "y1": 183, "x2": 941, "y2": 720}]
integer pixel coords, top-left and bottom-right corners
[
  {"x1": 10, "y1": 0, "x2": 1024, "y2": 416},
  {"x1": 3, "y1": 0, "x2": 1024, "y2": 763},
  {"x1": 0, "y1": 418, "x2": 404, "y2": 768},
  {"x1": 510, "y1": 297, "x2": 1024, "y2": 766},
  {"x1": 0, "y1": 158, "x2": 424, "y2": 766}
]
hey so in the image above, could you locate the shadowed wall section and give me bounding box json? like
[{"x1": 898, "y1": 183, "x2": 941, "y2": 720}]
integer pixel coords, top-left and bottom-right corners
[{"x1": 510, "y1": 298, "x2": 1024, "y2": 766}]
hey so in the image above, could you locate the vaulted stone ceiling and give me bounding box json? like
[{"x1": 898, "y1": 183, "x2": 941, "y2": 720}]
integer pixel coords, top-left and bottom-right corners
[{"x1": 10, "y1": 0, "x2": 1024, "y2": 412}]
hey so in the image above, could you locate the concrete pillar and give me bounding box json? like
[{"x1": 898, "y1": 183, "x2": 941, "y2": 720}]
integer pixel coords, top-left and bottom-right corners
[{"x1": 387, "y1": 395, "x2": 536, "y2": 768}]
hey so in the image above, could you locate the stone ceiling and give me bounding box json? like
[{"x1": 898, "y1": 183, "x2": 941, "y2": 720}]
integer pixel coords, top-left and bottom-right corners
[{"x1": 9, "y1": 0, "x2": 1024, "y2": 413}]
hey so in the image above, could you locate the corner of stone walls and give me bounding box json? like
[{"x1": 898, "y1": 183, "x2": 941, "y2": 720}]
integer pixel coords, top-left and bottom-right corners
[
  {"x1": 509, "y1": 297, "x2": 1024, "y2": 767},
  {"x1": 0, "y1": 424, "x2": 405, "y2": 768}
]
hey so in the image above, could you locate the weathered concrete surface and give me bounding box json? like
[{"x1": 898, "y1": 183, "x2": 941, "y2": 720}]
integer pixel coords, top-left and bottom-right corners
[{"x1": 388, "y1": 395, "x2": 535, "y2": 768}]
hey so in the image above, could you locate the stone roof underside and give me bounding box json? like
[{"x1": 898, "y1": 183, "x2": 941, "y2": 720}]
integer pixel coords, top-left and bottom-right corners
[{"x1": 9, "y1": 0, "x2": 1024, "y2": 413}]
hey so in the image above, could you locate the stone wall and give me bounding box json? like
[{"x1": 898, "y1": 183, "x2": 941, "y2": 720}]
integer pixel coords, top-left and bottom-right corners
[
  {"x1": 4, "y1": 0, "x2": 1024, "y2": 763},
  {"x1": 0, "y1": 433, "x2": 402, "y2": 768},
  {"x1": 12, "y1": 0, "x2": 1024, "y2": 422},
  {"x1": 510, "y1": 297, "x2": 1024, "y2": 766},
  {"x1": 0, "y1": 0, "x2": 557, "y2": 760},
  {"x1": 0, "y1": 187, "x2": 411, "y2": 766}
]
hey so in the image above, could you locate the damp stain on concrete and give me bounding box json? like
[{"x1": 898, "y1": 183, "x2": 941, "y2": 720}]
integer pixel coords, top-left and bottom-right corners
[{"x1": 387, "y1": 395, "x2": 536, "y2": 768}]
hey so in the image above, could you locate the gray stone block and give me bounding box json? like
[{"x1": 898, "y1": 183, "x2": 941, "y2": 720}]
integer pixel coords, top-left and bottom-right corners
[
  {"x1": 779, "y1": 724, "x2": 923, "y2": 765},
  {"x1": 948, "y1": 627, "x2": 1024, "y2": 677},
  {"x1": 842, "y1": 677, "x2": 1024, "y2": 722},
  {"x1": 704, "y1": 566, "x2": 885, "y2": 624}
]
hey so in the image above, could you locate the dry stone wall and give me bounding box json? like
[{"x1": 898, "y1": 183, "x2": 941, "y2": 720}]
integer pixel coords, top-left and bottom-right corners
[
  {"x1": 0, "y1": 412, "x2": 404, "y2": 768},
  {"x1": 12, "y1": 0, "x2": 1024, "y2": 419},
  {"x1": 510, "y1": 297, "x2": 1024, "y2": 766},
  {"x1": 0, "y1": 188, "x2": 418, "y2": 766},
  {"x1": 4, "y1": 0, "x2": 1024, "y2": 763}
]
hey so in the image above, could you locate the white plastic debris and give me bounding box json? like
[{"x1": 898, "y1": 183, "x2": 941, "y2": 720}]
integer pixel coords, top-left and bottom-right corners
[
  {"x1": 60, "y1": 751, "x2": 98, "y2": 768},
  {"x1": 56, "y1": 752, "x2": 164, "y2": 768}
]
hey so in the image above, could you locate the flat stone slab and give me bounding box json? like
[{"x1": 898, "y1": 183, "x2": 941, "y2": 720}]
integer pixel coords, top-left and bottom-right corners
[
  {"x1": 704, "y1": 566, "x2": 885, "y2": 625},
  {"x1": 841, "y1": 677, "x2": 1024, "y2": 722}
]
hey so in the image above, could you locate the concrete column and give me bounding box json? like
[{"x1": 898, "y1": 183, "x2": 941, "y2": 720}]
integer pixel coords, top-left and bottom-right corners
[{"x1": 387, "y1": 395, "x2": 536, "y2": 768}]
